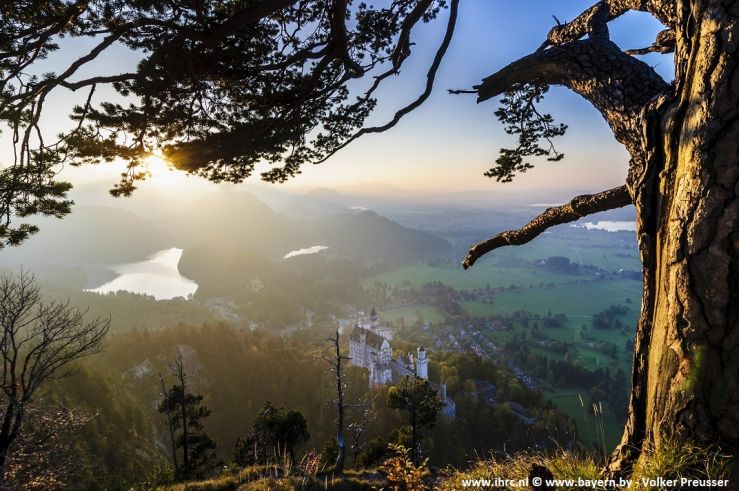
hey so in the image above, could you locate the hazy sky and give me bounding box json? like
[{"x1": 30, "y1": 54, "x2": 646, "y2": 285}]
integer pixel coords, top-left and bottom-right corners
[{"x1": 4, "y1": 1, "x2": 671, "y2": 197}]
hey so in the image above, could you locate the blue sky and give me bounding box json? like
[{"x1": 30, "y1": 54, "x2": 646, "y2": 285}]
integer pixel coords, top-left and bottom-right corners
[
  {"x1": 296, "y1": 0, "x2": 672, "y2": 191},
  {"x1": 292, "y1": 0, "x2": 671, "y2": 193},
  {"x1": 4, "y1": 1, "x2": 672, "y2": 196}
]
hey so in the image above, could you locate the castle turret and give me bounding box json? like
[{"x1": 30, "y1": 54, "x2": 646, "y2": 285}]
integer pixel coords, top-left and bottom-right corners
[
  {"x1": 416, "y1": 347, "x2": 428, "y2": 380},
  {"x1": 370, "y1": 306, "x2": 379, "y2": 328}
]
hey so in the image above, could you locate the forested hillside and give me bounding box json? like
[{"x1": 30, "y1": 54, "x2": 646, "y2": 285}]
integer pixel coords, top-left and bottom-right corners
[{"x1": 31, "y1": 323, "x2": 572, "y2": 489}]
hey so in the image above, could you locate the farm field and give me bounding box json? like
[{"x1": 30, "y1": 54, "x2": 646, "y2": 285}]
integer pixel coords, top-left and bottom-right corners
[
  {"x1": 364, "y1": 262, "x2": 569, "y2": 291},
  {"x1": 379, "y1": 304, "x2": 446, "y2": 324},
  {"x1": 490, "y1": 227, "x2": 641, "y2": 271},
  {"x1": 372, "y1": 261, "x2": 640, "y2": 373},
  {"x1": 365, "y1": 225, "x2": 642, "y2": 293},
  {"x1": 481, "y1": 321, "x2": 631, "y2": 371},
  {"x1": 460, "y1": 279, "x2": 641, "y2": 318}
]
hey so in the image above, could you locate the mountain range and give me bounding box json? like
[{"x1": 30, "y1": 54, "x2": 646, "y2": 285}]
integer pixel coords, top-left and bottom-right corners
[{"x1": 0, "y1": 188, "x2": 453, "y2": 290}]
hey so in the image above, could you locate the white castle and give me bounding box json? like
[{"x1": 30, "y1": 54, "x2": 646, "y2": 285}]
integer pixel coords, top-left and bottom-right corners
[{"x1": 348, "y1": 307, "x2": 455, "y2": 418}]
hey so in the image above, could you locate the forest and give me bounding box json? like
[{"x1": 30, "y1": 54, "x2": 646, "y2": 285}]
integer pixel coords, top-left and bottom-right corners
[{"x1": 19, "y1": 322, "x2": 571, "y2": 488}]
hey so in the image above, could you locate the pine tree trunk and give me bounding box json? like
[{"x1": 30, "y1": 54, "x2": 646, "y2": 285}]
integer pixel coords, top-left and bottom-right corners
[
  {"x1": 610, "y1": 0, "x2": 739, "y2": 474},
  {"x1": 159, "y1": 374, "x2": 179, "y2": 476},
  {"x1": 0, "y1": 449, "x2": 6, "y2": 491}
]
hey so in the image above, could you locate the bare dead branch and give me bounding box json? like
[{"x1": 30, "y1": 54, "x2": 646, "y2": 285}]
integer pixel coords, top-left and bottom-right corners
[
  {"x1": 0, "y1": 271, "x2": 108, "y2": 478},
  {"x1": 625, "y1": 29, "x2": 676, "y2": 55},
  {"x1": 159, "y1": 372, "x2": 179, "y2": 475},
  {"x1": 326, "y1": 329, "x2": 347, "y2": 473},
  {"x1": 348, "y1": 400, "x2": 376, "y2": 464},
  {"x1": 447, "y1": 88, "x2": 477, "y2": 95},
  {"x1": 462, "y1": 185, "x2": 631, "y2": 269}
]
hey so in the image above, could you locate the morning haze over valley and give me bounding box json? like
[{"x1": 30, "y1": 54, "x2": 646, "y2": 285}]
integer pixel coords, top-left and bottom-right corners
[
  {"x1": 0, "y1": 0, "x2": 736, "y2": 489},
  {"x1": 0, "y1": 175, "x2": 644, "y2": 481}
]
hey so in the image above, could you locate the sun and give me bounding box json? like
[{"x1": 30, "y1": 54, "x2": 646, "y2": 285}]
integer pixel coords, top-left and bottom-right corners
[
  {"x1": 143, "y1": 152, "x2": 171, "y2": 174},
  {"x1": 142, "y1": 151, "x2": 180, "y2": 185}
]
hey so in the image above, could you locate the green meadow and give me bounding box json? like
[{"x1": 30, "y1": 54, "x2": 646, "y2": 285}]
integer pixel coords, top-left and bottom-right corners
[
  {"x1": 459, "y1": 279, "x2": 640, "y2": 318},
  {"x1": 364, "y1": 262, "x2": 569, "y2": 291},
  {"x1": 545, "y1": 388, "x2": 624, "y2": 450},
  {"x1": 379, "y1": 304, "x2": 447, "y2": 324}
]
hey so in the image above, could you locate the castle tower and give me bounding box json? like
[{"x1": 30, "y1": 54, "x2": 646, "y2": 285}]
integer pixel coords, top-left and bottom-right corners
[
  {"x1": 358, "y1": 326, "x2": 367, "y2": 367},
  {"x1": 416, "y1": 347, "x2": 428, "y2": 380},
  {"x1": 370, "y1": 306, "x2": 379, "y2": 328}
]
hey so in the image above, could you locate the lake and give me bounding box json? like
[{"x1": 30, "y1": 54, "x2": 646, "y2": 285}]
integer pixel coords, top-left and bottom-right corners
[
  {"x1": 572, "y1": 221, "x2": 636, "y2": 232},
  {"x1": 87, "y1": 248, "x2": 198, "y2": 300},
  {"x1": 283, "y1": 245, "x2": 329, "y2": 259}
]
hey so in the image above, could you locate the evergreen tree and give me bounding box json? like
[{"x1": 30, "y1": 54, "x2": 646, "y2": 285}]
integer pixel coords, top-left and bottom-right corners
[
  {"x1": 232, "y1": 433, "x2": 265, "y2": 468},
  {"x1": 158, "y1": 352, "x2": 217, "y2": 480},
  {"x1": 234, "y1": 402, "x2": 309, "y2": 465},
  {"x1": 387, "y1": 376, "x2": 442, "y2": 463}
]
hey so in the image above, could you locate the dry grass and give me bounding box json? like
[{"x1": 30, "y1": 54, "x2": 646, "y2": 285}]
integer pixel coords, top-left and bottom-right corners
[
  {"x1": 147, "y1": 465, "x2": 380, "y2": 491},
  {"x1": 630, "y1": 436, "x2": 732, "y2": 490},
  {"x1": 149, "y1": 436, "x2": 734, "y2": 491},
  {"x1": 437, "y1": 450, "x2": 600, "y2": 490},
  {"x1": 437, "y1": 436, "x2": 734, "y2": 490}
]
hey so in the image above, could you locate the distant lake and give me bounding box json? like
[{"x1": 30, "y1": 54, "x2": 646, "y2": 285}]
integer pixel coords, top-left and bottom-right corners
[
  {"x1": 87, "y1": 248, "x2": 198, "y2": 300},
  {"x1": 283, "y1": 245, "x2": 329, "y2": 259},
  {"x1": 572, "y1": 221, "x2": 636, "y2": 232}
]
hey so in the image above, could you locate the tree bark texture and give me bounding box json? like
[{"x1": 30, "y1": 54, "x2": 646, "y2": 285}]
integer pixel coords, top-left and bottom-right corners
[
  {"x1": 609, "y1": 0, "x2": 739, "y2": 475},
  {"x1": 470, "y1": 0, "x2": 738, "y2": 475}
]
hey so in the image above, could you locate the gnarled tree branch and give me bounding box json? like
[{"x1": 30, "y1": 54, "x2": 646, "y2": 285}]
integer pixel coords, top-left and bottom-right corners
[
  {"x1": 462, "y1": 185, "x2": 632, "y2": 269},
  {"x1": 476, "y1": 34, "x2": 669, "y2": 155},
  {"x1": 59, "y1": 73, "x2": 137, "y2": 91},
  {"x1": 543, "y1": 0, "x2": 675, "y2": 49},
  {"x1": 392, "y1": 0, "x2": 436, "y2": 68}
]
